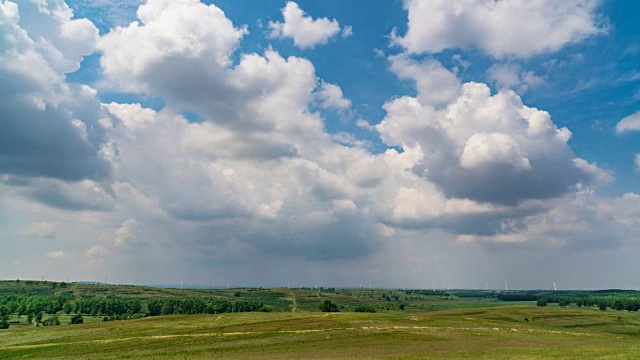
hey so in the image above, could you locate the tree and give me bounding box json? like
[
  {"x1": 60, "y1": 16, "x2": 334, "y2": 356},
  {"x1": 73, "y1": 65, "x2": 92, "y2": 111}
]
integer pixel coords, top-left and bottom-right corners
[
  {"x1": 598, "y1": 301, "x2": 607, "y2": 311},
  {"x1": 559, "y1": 299, "x2": 570, "y2": 307},
  {"x1": 0, "y1": 316, "x2": 9, "y2": 330},
  {"x1": 43, "y1": 315, "x2": 60, "y2": 326},
  {"x1": 63, "y1": 302, "x2": 74, "y2": 315},
  {"x1": 70, "y1": 314, "x2": 84, "y2": 324},
  {"x1": 318, "y1": 299, "x2": 338, "y2": 312},
  {"x1": 536, "y1": 299, "x2": 548, "y2": 307}
]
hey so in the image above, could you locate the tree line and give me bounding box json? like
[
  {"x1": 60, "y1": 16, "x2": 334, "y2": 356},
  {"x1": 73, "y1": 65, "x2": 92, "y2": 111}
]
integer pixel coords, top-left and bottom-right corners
[{"x1": 0, "y1": 294, "x2": 266, "y2": 324}]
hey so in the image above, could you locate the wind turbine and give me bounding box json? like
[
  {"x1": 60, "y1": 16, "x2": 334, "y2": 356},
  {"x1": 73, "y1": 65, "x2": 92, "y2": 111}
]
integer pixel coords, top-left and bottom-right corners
[
  {"x1": 180, "y1": 281, "x2": 183, "y2": 290},
  {"x1": 553, "y1": 282, "x2": 557, "y2": 291},
  {"x1": 485, "y1": 283, "x2": 488, "y2": 290},
  {"x1": 505, "y1": 282, "x2": 508, "y2": 291}
]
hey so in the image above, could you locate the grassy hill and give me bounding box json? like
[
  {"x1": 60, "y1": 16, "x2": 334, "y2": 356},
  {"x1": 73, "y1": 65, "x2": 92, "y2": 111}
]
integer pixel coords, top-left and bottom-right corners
[
  {"x1": 2, "y1": 281, "x2": 640, "y2": 358},
  {"x1": 1, "y1": 306, "x2": 639, "y2": 359}
]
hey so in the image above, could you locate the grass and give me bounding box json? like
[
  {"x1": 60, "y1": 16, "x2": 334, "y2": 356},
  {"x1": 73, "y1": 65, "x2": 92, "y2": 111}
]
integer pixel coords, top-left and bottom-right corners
[
  {"x1": 1, "y1": 306, "x2": 639, "y2": 359},
  {"x1": 3, "y1": 281, "x2": 640, "y2": 358}
]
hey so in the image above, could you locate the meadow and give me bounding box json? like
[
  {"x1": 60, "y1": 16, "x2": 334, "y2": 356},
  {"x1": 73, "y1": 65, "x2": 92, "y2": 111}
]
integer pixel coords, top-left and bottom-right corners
[{"x1": 1, "y1": 281, "x2": 639, "y2": 359}]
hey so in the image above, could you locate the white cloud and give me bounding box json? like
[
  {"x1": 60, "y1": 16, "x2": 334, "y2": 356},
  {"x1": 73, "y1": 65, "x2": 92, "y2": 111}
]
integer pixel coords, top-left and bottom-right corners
[
  {"x1": 458, "y1": 191, "x2": 640, "y2": 250},
  {"x1": 315, "y1": 82, "x2": 351, "y2": 109},
  {"x1": 103, "y1": 219, "x2": 137, "y2": 247},
  {"x1": 635, "y1": 154, "x2": 640, "y2": 171},
  {"x1": 341, "y1": 25, "x2": 353, "y2": 38},
  {"x1": 97, "y1": 0, "x2": 248, "y2": 93},
  {"x1": 269, "y1": 1, "x2": 348, "y2": 49},
  {"x1": 22, "y1": 178, "x2": 115, "y2": 211},
  {"x1": 356, "y1": 119, "x2": 375, "y2": 131},
  {"x1": 487, "y1": 63, "x2": 543, "y2": 92},
  {"x1": 0, "y1": 0, "x2": 110, "y2": 181},
  {"x1": 395, "y1": 0, "x2": 607, "y2": 58},
  {"x1": 615, "y1": 111, "x2": 640, "y2": 134},
  {"x1": 47, "y1": 250, "x2": 67, "y2": 259},
  {"x1": 459, "y1": 133, "x2": 531, "y2": 171},
  {"x1": 389, "y1": 54, "x2": 461, "y2": 106},
  {"x1": 377, "y1": 79, "x2": 608, "y2": 205},
  {"x1": 2, "y1": 0, "x2": 635, "y2": 288},
  {"x1": 6, "y1": 0, "x2": 99, "y2": 73},
  {"x1": 86, "y1": 245, "x2": 109, "y2": 265}
]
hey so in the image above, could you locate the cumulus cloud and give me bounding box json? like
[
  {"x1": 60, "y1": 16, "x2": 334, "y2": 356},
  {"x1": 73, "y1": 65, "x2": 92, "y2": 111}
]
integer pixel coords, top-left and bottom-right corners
[
  {"x1": 95, "y1": 0, "x2": 387, "y2": 259},
  {"x1": 458, "y1": 191, "x2": 640, "y2": 250},
  {"x1": 389, "y1": 54, "x2": 461, "y2": 106},
  {"x1": 377, "y1": 77, "x2": 609, "y2": 205},
  {"x1": 0, "y1": 0, "x2": 110, "y2": 181},
  {"x1": 487, "y1": 63, "x2": 544, "y2": 92},
  {"x1": 103, "y1": 219, "x2": 137, "y2": 247},
  {"x1": 98, "y1": 3, "x2": 325, "y2": 149},
  {"x1": 86, "y1": 245, "x2": 109, "y2": 265},
  {"x1": 615, "y1": 111, "x2": 640, "y2": 134},
  {"x1": 395, "y1": 0, "x2": 607, "y2": 58},
  {"x1": 269, "y1": 1, "x2": 348, "y2": 49},
  {"x1": 315, "y1": 82, "x2": 351, "y2": 109},
  {"x1": 22, "y1": 178, "x2": 115, "y2": 211},
  {"x1": 104, "y1": 103, "x2": 387, "y2": 258},
  {"x1": 2, "y1": 0, "x2": 633, "y2": 288},
  {"x1": 97, "y1": 0, "x2": 247, "y2": 94}
]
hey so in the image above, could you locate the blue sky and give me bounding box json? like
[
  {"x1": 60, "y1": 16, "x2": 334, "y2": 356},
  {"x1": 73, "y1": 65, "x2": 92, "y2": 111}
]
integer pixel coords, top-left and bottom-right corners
[{"x1": 1, "y1": 0, "x2": 639, "y2": 289}]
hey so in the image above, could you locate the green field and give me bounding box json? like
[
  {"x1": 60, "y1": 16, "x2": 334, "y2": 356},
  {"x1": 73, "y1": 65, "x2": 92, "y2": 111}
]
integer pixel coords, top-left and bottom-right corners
[
  {"x1": 1, "y1": 281, "x2": 640, "y2": 358},
  {"x1": 2, "y1": 306, "x2": 640, "y2": 359}
]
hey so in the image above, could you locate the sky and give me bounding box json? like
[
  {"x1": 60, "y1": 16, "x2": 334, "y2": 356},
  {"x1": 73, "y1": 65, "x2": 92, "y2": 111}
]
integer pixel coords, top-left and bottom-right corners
[{"x1": 1, "y1": 0, "x2": 639, "y2": 290}]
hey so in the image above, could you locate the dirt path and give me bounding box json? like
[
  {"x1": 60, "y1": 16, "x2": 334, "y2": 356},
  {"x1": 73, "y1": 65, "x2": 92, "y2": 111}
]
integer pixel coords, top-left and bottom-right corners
[{"x1": 288, "y1": 289, "x2": 297, "y2": 312}]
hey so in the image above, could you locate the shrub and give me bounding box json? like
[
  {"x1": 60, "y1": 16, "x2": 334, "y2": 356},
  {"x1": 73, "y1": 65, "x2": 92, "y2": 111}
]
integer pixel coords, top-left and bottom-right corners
[
  {"x1": 70, "y1": 314, "x2": 84, "y2": 324},
  {"x1": 43, "y1": 315, "x2": 60, "y2": 326},
  {"x1": 318, "y1": 299, "x2": 339, "y2": 312}
]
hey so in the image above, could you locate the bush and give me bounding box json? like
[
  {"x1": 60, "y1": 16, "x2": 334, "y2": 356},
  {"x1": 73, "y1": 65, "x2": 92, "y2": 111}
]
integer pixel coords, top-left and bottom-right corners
[
  {"x1": 354, "y1": 305, "x2": 376, "y2": 313},
  {"x1": 536, "y1": 299, "x2": 548, "y2": 307},
  {"x1": 70, "y1": 314, "x2": 84, "y2": 324},
  {"x1": 259, "y1": 305, "x2": 273, "y2": 312},
  {"x1": 0, "y1": 317, "x2": 9, "y2": 329},
  {"x1": 43, "y1": 315, "x2": 60, "y2": 326},
  {"x1": 318, "y1": 299, "x2": 338, "y2": 312}
]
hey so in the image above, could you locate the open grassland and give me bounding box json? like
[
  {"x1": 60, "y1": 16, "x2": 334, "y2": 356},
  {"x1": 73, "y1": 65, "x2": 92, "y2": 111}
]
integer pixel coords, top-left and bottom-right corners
[{"x1": 1, "y1": 306, "x2": 639, "y2": 359}]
